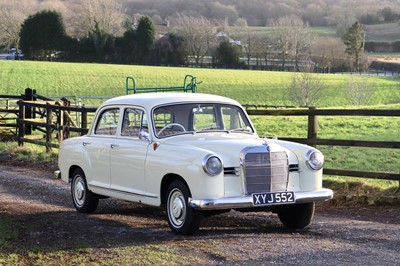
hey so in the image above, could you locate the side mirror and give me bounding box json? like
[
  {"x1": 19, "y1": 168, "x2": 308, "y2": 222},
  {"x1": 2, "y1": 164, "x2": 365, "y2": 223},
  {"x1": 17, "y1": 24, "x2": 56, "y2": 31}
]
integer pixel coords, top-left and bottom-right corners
[{"x1": 139, "y1": 131, "x2": 151, "y2": 142}]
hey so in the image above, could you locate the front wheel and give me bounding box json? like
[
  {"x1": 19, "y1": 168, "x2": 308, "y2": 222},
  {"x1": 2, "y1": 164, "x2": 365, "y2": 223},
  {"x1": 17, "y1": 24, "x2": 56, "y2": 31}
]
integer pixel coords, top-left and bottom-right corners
[
  {"x1": 277, "y1": 202, "x2": 315, "y2": 229},
  {"x1": 165, "y1": 180, "x2": 203, "y2": 235},
  {"x1": 71, "y1": 168, "x2": 99, "y2": 213}
]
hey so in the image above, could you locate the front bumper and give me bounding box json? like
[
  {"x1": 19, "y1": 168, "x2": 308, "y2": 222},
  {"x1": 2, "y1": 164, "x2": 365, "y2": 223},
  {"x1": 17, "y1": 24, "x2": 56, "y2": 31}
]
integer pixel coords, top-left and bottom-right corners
[{"x1": 188, "y1": 188, "x2": 333, "y2": 210}]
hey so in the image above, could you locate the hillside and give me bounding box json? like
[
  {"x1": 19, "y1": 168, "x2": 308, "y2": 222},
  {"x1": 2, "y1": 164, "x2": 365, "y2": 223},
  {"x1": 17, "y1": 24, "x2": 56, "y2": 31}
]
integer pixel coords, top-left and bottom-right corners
[{"x1": 365, "y1": 23, "x2": 400, "y2": 42}]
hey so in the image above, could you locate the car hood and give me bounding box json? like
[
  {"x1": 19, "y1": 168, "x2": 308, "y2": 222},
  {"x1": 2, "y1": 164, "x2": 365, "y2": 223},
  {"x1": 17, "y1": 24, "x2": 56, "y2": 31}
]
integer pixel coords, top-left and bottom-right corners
[{"x1": 161, "y1": 132, "x2": 299, "y2": 166}]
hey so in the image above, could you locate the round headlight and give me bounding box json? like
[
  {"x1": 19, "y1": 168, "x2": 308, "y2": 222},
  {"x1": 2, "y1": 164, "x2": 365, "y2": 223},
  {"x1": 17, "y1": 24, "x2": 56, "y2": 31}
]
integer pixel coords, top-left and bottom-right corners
[
  {"x1": 202, "y1": 154, "x2": 223, "y2": 176},
  {"x1": 305, "y1": 150, "x2": 324, "y2": 170}
]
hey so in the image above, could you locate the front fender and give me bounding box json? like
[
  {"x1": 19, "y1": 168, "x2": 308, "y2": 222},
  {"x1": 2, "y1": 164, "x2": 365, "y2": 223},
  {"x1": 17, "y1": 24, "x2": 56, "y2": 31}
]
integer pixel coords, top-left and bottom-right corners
[
  {"x1": 269, "y1": 139, "x2": 323, "y2": 191},
  {"x1": 145, "y1": 143, "x2": 225, "y2": 202}
]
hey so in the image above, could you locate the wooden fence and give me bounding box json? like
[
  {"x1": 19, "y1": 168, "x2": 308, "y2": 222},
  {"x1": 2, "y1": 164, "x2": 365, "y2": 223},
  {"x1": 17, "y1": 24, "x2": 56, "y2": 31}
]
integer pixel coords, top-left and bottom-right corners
[
  {"x1": 15, "y1": 88, "x2": 97, "y2": 151},
  {"x1": 0, "y1": 93, "x2": 22, "y2": 138},
  {"x1": 245, "y1": 106, "x2": 400, "y2": 181},
  {"x1": 0, "y1": 88, "x2": 399, "y2": 181}
]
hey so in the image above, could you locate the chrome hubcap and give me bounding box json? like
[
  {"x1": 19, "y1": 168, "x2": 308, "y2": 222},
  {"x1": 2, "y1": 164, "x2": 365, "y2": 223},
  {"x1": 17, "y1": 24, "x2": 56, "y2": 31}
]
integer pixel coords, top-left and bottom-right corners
[
  {"x1": 73, "y1": 176, "x2": 86, "y2": 207},
  {"x1": 168, "y1": 189, "x2": 186, "y2": 227}
]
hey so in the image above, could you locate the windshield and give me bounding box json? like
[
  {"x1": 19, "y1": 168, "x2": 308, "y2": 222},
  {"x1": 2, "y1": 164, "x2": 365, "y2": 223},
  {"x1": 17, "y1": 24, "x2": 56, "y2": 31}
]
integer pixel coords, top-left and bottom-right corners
[{"x1": 153, "y1": 103, "x2": 254, "y2": 138}]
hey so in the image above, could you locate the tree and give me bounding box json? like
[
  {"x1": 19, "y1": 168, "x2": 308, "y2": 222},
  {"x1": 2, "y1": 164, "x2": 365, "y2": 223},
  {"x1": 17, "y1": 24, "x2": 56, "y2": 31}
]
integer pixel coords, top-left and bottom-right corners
[
  {"x1": 242, "y1": 26, "x2": 256, "y2": 66},
  {"x1": 136, "y1": 16, "x2": 156, "y2": 65},
  {"x1": 346, "y1": 76, "x2": 375, "y2": 105},
  {"x1": 116, "y1": 29, "x2": 138, "y2": 64},
  {"x1": 91, "y1": 21, "x2": 114, "y2": 61},
  {"x1": 0, "y1": 4, "x2": 26, "y2": 55},
  {"x1": 272, "y1": 16, "x2": 313, "y2": 70},
  {"x1": 177, "y1": 14, "x2": 216, "y2": 66},
  {"x1": 287, "y1": 61, "x2": 325, "y2": 107},
  {"x1": 81, "y1": 0, "x2": 125, "y2": 37},
  {"x1": 311, "y1": 37, "x2": 347, "y2": 71},
  {"x1": 342, "y1": 21, "x2": 364, "y2": 72},
  {"x1": 154, "y1": 33, "x2": 186, "y2": 66},
  {"x1": 81, "y1": 0, "x2": 125, "y2": 61},
  {"x1": 20, "y1": 10, "x2": 68, "y2": 60},
  {"x1": 272, "y1": 17, "x2": 291, "y2": 68},
  {"x1": 215, "y1": 41, "x2": 242, "y2": 68}
]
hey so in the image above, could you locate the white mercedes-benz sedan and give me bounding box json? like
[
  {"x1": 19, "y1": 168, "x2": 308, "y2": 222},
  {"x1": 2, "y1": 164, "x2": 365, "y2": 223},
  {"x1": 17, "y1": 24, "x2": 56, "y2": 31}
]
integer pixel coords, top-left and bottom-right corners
[{"x1": 58, "y1": 93, "x2": 333, "y2": 235}]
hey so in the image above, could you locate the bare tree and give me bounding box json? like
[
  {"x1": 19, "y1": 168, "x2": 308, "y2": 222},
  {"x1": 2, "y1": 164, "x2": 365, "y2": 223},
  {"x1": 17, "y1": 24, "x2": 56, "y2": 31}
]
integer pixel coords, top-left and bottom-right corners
[
  {"x1": 234, "y1": 18, "x2": 248, "y2": 27},
  {"x1": 243, "y1": 26, "x2": 256, "y2": 66},
  {"x1": 0, "y1": 4, "x2": 26, "y2": 52},
  {"x1": 289, "y1": 17, "x2": 313, "y2": 70},
  {"x1": 346, "y1": 76, "x2": 375, "y2": 105},
  {"x1": 273, "y1": 16, "x2": 313, "y2": 70},
  {"x1": 272, "y1": 17, "x2": 291, "y2": 68},
  {"x1": 81, "y1": 0, "x2": 125, "y2": 37},
  {"x1": 287, "y1": 61, "x2": 325, "y2": 107},
  {"x1": 311, "y1": 37, "x2": 347, "y2": 71},
  {"x1": 176, "y1": 14, "x2": 216, "y2": 66}
]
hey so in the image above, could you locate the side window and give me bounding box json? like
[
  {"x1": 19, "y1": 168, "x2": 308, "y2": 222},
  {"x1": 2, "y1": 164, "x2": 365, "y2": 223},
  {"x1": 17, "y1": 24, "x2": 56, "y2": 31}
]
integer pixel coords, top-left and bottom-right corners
[
  {"x1": 95, "y1": 108, "x2": 120, "y2": 135},
  {"x1": 121, "y1": 108, "x2": 148, "y2": 137}
]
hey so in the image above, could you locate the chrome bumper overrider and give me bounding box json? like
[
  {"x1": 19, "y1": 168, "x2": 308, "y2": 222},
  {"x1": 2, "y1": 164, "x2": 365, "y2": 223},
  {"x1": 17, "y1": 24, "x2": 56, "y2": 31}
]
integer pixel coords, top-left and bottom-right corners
[{"x1": 188, "y1": 188, "x2": 333, "y2": 210}]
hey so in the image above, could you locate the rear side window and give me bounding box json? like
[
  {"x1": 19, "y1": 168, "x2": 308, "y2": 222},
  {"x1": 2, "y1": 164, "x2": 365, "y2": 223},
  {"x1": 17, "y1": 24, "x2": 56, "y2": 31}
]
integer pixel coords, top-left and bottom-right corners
[{"x1": 94, "y1": 108, "x2": 120, "y2": 135}]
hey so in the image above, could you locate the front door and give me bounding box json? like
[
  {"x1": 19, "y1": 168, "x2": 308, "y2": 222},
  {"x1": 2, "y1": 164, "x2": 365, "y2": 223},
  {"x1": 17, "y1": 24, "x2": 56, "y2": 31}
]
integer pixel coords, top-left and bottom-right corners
[{"x1": 110, "y1": 108, "x2": 150, "y2": 197}]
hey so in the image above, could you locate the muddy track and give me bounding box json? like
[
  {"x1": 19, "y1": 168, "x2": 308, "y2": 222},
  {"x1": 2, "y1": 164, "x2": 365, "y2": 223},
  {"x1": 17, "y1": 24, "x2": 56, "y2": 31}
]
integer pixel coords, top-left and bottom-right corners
[{"x1": 0, "y1": 165, "x2": 399, "y2": 265}]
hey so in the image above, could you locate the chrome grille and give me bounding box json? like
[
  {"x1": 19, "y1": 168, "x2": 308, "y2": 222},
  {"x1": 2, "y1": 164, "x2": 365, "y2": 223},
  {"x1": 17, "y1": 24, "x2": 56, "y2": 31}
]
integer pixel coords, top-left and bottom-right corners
[{"x1": 241, "y1": 146, "x2": 289, "y2": 194}]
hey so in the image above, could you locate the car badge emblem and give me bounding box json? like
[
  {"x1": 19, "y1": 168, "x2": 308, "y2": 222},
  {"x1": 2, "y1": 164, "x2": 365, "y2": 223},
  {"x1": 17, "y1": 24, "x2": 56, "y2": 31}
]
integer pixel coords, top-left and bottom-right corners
[{"x1": 263, "y1": 141, "x2": 270, "y2": 152}]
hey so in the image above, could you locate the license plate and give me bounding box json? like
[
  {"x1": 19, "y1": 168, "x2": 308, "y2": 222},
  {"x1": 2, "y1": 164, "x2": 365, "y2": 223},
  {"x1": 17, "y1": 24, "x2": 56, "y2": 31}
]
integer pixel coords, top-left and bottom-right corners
[{"x1": 252, "y1": 191, "x2": 295, "y2": 206}]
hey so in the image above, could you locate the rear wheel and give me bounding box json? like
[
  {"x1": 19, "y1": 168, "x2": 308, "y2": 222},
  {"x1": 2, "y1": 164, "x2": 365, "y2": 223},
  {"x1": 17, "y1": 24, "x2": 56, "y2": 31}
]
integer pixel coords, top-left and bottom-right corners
[
  {"x1": 277, "y1": 202, "x2": 315, "y2": 229},
  {"x1": 71, "y1": 168, "x2": 99, "y2": 213},
  {"x1": 165, "y1": 180, "x2": 203, "y2": 235}
]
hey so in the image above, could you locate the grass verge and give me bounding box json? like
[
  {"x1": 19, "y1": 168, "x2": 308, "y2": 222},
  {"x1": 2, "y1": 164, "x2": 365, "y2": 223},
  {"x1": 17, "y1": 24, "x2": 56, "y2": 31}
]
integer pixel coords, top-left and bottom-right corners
[
  {"x1": 0, "y1": 245, "x2": 199, "y2": 266},
  {"x1": 0, "y1": 217, "x2": 18, "y2": 250},
  {"x1": 0, "y1": 142, "x2": 58, "y2": 171}
]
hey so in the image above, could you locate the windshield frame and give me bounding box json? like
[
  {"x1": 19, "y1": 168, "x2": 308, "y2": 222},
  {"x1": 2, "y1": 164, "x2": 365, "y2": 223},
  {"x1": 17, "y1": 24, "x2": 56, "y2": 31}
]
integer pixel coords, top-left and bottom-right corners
[{"x1": 151, "y1": 102, "x2": 256, "y2": 139}]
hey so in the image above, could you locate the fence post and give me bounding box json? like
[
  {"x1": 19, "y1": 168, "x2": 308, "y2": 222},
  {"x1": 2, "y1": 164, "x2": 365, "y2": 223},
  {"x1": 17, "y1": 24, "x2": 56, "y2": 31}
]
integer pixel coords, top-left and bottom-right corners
[
  {"x1": 17, "y1": 100, "x2": 25, "y2": 146},
  {"x1": 24, "y1": 88, "x2": 34, "y2": 135},
  {"x1": 307, "y1": 107, "x2": 318, "y2": 147},
  {"x1": 46, "y1": 104, "x2": 53, "y2": 152},
  {"x1": 62, "y1": 98, "x2": 70, "y2": 140},
  {"x1": 57, "y1": 103, "x2": 64, "y2": 143}
]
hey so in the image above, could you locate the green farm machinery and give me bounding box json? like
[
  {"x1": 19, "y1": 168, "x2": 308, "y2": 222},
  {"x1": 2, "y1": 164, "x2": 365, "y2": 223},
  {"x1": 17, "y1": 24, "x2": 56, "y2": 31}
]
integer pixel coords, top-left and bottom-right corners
[{"x1": 126, "y1": 74, "x2": 199, "y2": 94}]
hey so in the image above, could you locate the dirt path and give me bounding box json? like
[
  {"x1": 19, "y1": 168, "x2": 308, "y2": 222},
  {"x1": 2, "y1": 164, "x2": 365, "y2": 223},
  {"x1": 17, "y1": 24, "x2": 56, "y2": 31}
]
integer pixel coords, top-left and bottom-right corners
[{"x1": 0, "y1": 165, "x2": 399, "y2": 265}]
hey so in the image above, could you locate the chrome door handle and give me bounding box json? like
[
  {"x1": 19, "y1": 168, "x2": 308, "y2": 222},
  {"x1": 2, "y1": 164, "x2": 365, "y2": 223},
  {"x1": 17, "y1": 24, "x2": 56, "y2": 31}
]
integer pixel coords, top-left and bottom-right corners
[
  {"x1": 82, "y1": 142, "x2": 91, "y2": 146},
  {"x1": 110, "y1": 144, "x2": 119, "y2": 149}
]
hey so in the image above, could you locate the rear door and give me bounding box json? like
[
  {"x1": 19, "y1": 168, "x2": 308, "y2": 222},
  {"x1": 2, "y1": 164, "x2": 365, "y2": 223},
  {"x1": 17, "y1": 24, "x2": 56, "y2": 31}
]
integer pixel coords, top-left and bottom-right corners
[{"x1": 84, "y1": 107, "x2": 120, "y2": 189}]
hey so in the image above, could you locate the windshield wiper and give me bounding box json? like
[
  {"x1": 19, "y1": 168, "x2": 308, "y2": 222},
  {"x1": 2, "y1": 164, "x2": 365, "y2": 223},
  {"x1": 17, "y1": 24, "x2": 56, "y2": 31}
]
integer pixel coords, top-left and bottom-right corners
[
  {"x1": 195, "y1": 126, "x2": 229, "y2": 133},
  {"x1": 229, "y1": 128, "x2": 253, "y2": 134}
]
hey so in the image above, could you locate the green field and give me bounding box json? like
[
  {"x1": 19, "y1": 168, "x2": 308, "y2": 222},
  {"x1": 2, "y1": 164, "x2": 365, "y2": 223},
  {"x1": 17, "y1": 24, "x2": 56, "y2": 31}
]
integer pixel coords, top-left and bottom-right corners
[
  {"x1": 228, "y1": 26, "x2": 337, "y2": 39},
  {"x1": 0, "y1": 60, "x2": 399, "y2": 189},
  {"x1": 365, "y1": 22, "x2": 400, "y2": 42},
  {"x1": 228, "y1": 24, "x2": 400, "y2": 42},
  {"x1": 1, "y1": 61, "x2": 400, "y2": 107}
]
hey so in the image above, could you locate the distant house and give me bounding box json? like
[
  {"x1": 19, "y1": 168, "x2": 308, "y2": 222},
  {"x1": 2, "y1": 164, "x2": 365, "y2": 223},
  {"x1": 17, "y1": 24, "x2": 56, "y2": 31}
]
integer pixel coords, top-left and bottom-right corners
[
  {"x1": 216, "y1": 31, "x2": 241, "y2": 46},
  {"x1": 155, "y1": 18, "x2": 172, "y2": 39}
]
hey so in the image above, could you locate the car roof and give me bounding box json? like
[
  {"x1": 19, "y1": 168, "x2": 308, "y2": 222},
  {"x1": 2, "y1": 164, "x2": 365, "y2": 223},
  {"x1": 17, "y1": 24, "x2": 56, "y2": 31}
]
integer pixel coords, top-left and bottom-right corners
[{"x1": 100, "y1": 93, "x2": 241, "y2": 109}]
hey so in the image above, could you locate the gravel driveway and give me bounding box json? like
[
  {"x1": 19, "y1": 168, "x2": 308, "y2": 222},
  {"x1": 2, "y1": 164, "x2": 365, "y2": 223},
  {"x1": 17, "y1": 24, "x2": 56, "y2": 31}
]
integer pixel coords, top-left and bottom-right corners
[{"x1": 0, "y1": 164, "x2": 399, "y2": 265}]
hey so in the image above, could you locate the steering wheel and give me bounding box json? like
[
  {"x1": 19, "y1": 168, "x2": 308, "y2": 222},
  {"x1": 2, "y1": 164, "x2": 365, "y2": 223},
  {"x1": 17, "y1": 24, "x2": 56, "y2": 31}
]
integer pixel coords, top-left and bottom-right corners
[{"x1": 158, "y1": 123, "x2": 186, "y2": 135}]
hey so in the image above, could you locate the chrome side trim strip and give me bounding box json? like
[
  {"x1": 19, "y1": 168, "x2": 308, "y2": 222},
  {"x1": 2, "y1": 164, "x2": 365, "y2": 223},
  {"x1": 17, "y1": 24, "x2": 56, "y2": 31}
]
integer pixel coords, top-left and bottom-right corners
[{"x1": 189, "y1": 188, "x2": 333, "y2": 210}]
